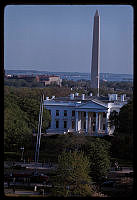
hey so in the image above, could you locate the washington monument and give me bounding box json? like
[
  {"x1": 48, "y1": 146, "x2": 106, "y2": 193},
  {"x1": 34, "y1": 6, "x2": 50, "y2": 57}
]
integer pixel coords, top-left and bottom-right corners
[{"x1": 91, "y1": 10, "x2": 100, "y2": 96}]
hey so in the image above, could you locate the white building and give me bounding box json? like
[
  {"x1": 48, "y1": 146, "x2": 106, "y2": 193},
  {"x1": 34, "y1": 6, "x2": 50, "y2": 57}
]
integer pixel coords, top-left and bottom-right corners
[{"x1": 44, "y1": 93, "x2": 128, "y2": 136}]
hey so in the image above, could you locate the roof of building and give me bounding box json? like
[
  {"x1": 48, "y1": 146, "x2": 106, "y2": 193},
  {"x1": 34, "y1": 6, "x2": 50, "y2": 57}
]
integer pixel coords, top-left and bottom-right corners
[
  {"x1": 43, "y1": 93, "x2": 128, "y2": 110},
  {"x1": 44, "y1": 95, "x2": 108, "y2": 109}
]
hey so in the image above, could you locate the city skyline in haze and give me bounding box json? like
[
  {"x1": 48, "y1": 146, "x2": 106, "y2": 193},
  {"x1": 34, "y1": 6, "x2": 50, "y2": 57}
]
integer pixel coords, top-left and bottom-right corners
[{"x1": 4, "y1": 5, "x2": 133, "y2": 75}]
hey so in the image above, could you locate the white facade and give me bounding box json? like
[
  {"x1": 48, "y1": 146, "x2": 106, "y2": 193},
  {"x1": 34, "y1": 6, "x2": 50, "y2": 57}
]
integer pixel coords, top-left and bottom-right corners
[{"x1": 44, "y1": 94, "x2": 127, "y2": 136}]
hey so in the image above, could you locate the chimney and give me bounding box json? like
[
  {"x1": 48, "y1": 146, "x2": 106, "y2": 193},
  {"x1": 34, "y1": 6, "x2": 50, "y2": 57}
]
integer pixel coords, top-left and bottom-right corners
[{"x1": 108, "y1": 94, "x2": 117, "y2": 101}]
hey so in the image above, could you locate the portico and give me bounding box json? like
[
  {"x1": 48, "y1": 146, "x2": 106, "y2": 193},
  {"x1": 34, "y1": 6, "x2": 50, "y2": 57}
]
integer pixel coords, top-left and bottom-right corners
[{"x1": 75, "y1": 110, "x2": 108, "y2": 135}]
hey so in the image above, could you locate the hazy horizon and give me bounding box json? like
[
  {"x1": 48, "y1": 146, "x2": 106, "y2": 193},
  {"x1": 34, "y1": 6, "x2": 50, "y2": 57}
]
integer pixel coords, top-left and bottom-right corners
[{"x1": 5, "y1": 68, "x2": 133, "y2": 75}]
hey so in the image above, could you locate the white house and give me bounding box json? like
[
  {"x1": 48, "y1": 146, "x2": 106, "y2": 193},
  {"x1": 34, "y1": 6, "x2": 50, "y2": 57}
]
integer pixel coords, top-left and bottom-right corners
[{"x1": 44, "y1": 93, "x2": 127, "y2": 136}]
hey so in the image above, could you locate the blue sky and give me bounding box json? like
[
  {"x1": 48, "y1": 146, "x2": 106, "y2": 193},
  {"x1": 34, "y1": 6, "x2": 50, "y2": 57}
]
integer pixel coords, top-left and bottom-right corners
[{"x1": 4, "y1": 5, "x2": 133, "y2": 74}]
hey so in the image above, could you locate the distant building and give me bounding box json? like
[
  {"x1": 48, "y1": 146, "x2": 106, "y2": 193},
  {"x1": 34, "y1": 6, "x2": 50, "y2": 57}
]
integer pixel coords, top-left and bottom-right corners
[
  {"x1": 16, "y1": 75, "x2": 35, "y2": 82},
  {"x1": 44, "y1": 93, "x2": 128, "y2": 136},
  {"x1": 36, "y1": 75, "x2": 62, "y2": 86},
  {"x1": 5, "y1": 74, "x2": 35, "y2": 82}
]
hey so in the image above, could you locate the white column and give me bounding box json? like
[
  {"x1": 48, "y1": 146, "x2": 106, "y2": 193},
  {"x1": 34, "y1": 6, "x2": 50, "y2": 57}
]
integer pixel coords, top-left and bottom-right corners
[
  {"x1": 75, "y1": 111, "x2": 78, "y2": 132},
  {"x1": 79, "y1": 112, "x2": 82, "y2": 130},
  {"x1": 105, "y1": 113, "x2": 108, "y2": 135},
  {"x1": 95, "y1": 112, "x2": 99, "y2": 135},
  {"x1": 86, "y1": 112, "x2": 88, "y2": 133}
]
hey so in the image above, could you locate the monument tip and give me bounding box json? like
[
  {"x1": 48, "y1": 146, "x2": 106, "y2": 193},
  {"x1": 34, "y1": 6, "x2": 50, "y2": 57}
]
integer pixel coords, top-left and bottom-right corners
[{"x1": 95, "y1": 10, "x2": 99, "y2": 16}]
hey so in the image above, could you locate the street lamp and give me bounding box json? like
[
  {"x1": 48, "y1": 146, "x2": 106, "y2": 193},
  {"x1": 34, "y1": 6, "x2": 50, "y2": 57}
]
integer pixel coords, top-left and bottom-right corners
[{"x1": 20, "y1": 147, "x2": 24, "y2": 162}]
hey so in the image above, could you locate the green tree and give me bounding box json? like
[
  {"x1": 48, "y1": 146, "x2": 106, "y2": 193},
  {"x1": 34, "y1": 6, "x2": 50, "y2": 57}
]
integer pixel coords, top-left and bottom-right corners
[
  {"x1": 110, "y1": 135, "x2": 133, "y2": 160},
  {"x1": 4, "y1": 101, "x2": 32, "y2": 151},
  {"x1": 52, "y1": 151, "x2": 93, "y2": 197},
  {"x1": 109, "y1": 100, "x2": 133, "y2": 161},
  {"x1": 109, "y1": 110, "x2": 119, "y2": 132},
  {"x1": 87, "y1": 138, "x2": 111, "y2": 181},
  {"x1": 4, "y1": 86, "x2": 51, "y2": 154},
  {"x1": 118, "y1": 100, "x2": 133, "y2": 135}
]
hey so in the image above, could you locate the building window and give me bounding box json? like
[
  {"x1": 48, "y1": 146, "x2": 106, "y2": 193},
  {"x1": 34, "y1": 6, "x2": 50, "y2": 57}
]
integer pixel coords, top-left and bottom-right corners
[
  {"x1": 64, "y1": 121, "x2": 67, "y2": 129},
  {"x1": 56, "y1": 110, "x2": 59, "y2": 116},
  {"x1": 64, "y1": 110, "x2": 67, "y2": 116},
  {"x1": 93, "y1": 125, "x2": 95, "y2": 132},
  {"x1": 84, "y1": 112, "x2": 86, "y2": 117},
  {"x1": 72, "y1": 120, "x2": 75, "y2": 129},
  {"x1": 56, "y1": 120, "x2": 59, "y2": 128},
  {"x1": 103, "y1": 112, "x2": 106, "y2": 118},
  {"x1": 72, "y1": 110, "x2": 75, "y2": 117},
  {"x1": 103, "y1": 124, "x2": 106, "y2": 130}
]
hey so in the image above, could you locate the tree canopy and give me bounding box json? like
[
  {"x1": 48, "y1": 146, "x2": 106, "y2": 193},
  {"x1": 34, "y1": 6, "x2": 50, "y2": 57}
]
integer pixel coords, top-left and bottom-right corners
[
  {"x1": 108, "y1": 99, "x2": 133, "y2": 161},
  {"x1": 52, "y1": 151, "x2": 93, "y2": 197},
  {"x1": 118, "y1": 100, "x2": 133, "y2": 135},
  {"x1": 87, "y1": 138, "x2": 111, "y2": 181},
  {"x1": 4, "y1": 86, "x2": 51, "y2": 152}
]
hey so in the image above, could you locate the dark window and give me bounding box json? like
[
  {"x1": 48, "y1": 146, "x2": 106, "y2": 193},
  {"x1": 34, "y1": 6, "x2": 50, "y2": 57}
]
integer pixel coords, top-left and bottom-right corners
[
  {"x1": 56, "y1": 120, "x2": 59, "y2": 128},
  {"x1": 64, "y1": 110, "x2": 67, "y2": 116},
  {"x1": 93, "y1": 125, "x2": 95, "y2": 132},
  {"x1": 84, "y1": 112, "x2": 86, "y2": 117},
  {"x1": 103, "y1": 124, "x2": 106, "y2": 130},
  {"x1": 72, "y1": 110, "x2": 75, "y2": 117},
  {"x1": 56, "y1": 110, "x2": 59, "y2": 116},
  {"x1": 72, "y1": 120, "x2": 75, "y2": 129},
  {"x1": 103, "y1": 112, "x2": 106, "y2": 118},
  {"x1": 64, "y1": 121, "x2": 67, "y2": 129},
  {"x1": 48, "y1": 122, "x2": 51, "y2": 128}
]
